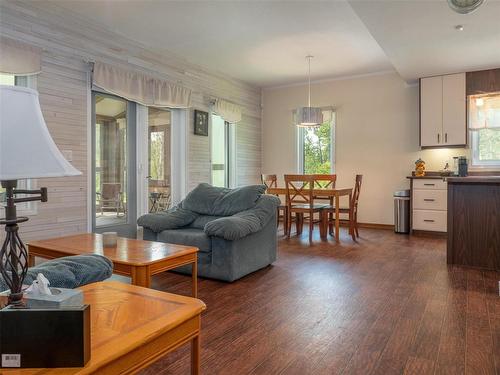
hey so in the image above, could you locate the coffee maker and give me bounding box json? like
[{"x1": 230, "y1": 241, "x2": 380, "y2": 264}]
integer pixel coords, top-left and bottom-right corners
[{"x1": 452, "y1": 156, "x2": 468, "y2": 177}]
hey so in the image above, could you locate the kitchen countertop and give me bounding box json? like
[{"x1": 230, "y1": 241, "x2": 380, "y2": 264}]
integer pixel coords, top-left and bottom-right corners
[{"x1": 447, "y1": 176, "x2": 500, "y2": 184}]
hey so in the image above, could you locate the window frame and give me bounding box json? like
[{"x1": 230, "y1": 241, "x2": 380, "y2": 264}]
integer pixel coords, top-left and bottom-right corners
[
  {"x1": 468, "y1": 93, "x2": 500, "y2": 169},
  {"x1": 0, "y1": 74, "x2": 38, "y2": 217},
  {"x1": 296, "y1": 107, "x2": 336, "y2": 174}
]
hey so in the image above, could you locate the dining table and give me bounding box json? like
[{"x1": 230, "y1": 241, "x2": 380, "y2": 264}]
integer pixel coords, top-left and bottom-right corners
[{"x1": 266, "y1": 186, "x2": 354, "y2": 241}]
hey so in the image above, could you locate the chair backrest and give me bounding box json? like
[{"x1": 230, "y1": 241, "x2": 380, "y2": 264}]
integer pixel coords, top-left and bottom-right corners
[
  {"x1": 312, "y1": 174, "x2": 337, "y2": 189},
  {"x1": 284, "y1": 174, "x2": 315, "y2": 207},
  {"x1": 261, "y1": 174, "x2": 278, "y2": 189},
  {"x1": 352, "y1": 174, "x2": 363, "y2": 213},
  {"x1": 101, "y1": 183, "x2": 121, "y2": 200}
]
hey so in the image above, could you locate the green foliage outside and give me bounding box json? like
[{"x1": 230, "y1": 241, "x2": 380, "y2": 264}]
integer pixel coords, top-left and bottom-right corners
[
  {"x1": 149, "y1": 131, "x2": 165, "y2": 180},
  {"x1": 303, "y1": 120, "x2": 332, "y2": 174},
  {"x1": 478, "y1": 128, "x2": 500, "y2": 161}
]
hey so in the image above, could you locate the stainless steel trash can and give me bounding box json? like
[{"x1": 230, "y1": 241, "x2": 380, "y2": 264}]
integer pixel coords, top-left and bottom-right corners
[{"x1": 394, "y1": 190, "x2": 410, "y2": 234}]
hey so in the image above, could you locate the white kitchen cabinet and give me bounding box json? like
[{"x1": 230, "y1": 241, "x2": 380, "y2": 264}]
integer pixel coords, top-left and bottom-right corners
[
  {"x1": 442, "y1": 73, "x2": 466, "y2": 145},
  {"x1": 420, "y1": 76, "x2": 443, "y2": 147},
  {"x1": 420, "y1": 73, "x2": 466, "y2": 147},
  {"x1": 411, "y1": 178, "x2": 448, "y2": 233}
]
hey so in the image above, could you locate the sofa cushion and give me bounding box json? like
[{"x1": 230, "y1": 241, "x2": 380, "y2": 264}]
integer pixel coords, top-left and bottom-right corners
[
  {"x1": 204, "y1": 195, "x2": 281, "y2": 240},
  {"x1": 181, "y1": 183, "x2": 266, "y2": 216},
  {"x1": 158, "y1": 228, "x2": 212, "y2": 253},
  {"x1": 137, "y1": 206, "x2": 198, "y2": 232},
  {"x1": 189, "y1": 215, "x2": 224, "y2": 229}
]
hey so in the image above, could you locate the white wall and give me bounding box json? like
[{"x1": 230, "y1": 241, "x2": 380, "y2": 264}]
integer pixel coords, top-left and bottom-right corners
[{"x1": 262, "y1": 72, "x2": 469, "y2": 225}]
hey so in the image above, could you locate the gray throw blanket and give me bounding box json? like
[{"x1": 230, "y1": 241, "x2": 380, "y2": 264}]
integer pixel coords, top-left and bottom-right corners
[
  {"x1": 138, "y1": 183, "x2": 280, "y2": 240},
  {"x1": 0, "y1": 254, "x2": 113, "y2": 292}
]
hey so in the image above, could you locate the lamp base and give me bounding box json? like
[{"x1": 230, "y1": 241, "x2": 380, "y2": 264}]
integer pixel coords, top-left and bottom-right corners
[{"x1": 1, "y1": 180, "x2": 46, "y2": 306}]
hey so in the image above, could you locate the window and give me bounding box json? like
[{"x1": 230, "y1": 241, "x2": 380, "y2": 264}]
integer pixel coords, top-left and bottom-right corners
[
  {"x1": 0, "y1": 73, "x2": 37, "y2": 214},
  {"x1": 211, "y1": 114, "x2": 232, "y2": 187},
  {"x1": 297, "y1": 109, "x2": 335, "y2": 174},
  {"x1": 469, "y1": 94, "x2": 500, "y2": 168}
]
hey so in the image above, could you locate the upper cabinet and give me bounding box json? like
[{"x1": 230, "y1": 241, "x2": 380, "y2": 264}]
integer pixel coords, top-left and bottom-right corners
[{"x1": 420, "y1": 73, "x2": 466, "y2": 148}]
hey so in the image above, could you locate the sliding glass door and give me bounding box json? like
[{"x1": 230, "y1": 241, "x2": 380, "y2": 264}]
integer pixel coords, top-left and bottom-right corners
[{"x1": 92, "y1": 92, "x2": 137, "y2": 237}]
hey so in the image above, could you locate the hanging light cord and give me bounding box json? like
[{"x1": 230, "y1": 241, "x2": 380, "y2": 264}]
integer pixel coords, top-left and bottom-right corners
[{"x1": 306, "y1": 55, "x2": 313, "y2": 107}]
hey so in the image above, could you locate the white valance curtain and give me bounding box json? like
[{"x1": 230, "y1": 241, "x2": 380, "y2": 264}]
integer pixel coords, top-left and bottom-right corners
[
  {"x1": 213, "y1": 98, "x2": 242, "y2": 123},
  {"x1": 0, "y1": 36, "x2": 42, "y2": 75},
  {"x1": 469, "y1": 94, "x2": 500, "y2": 130},
  {"x1": 93, "y1": 62, "x2": 191, "y2": 108}
]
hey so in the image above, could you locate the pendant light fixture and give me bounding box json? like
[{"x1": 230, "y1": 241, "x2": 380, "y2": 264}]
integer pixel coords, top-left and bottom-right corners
[{"x1": 296, "y1": 55, "x2": 323, "y2": 127}]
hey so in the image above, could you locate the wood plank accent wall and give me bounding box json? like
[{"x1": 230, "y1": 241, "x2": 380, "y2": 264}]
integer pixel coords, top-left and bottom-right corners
[{"x1": 0, "y1": 1, "x2": 262, "y2": 241}]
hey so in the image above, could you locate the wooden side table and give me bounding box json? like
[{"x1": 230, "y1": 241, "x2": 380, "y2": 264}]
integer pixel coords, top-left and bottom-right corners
[
  {"x1": 27, "y1": 233, "x2": 199, "y2": 297},
  {"x1": 2, "y1": 281, "x2": 206, "y2": 374}
]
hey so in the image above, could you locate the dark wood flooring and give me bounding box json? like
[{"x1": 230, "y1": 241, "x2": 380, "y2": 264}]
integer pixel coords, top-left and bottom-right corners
[{"x1": 140, "y1": 228, "x2": 500, "y2": 375}]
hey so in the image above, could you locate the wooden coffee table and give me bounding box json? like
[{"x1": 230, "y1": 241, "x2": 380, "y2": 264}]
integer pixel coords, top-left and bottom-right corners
[
  {"x1": 2, "y1": 281, "x2": 206, "y2": 374},
  {"x1": 27, "y1": 233, "x2": 199, "y2": 297}
]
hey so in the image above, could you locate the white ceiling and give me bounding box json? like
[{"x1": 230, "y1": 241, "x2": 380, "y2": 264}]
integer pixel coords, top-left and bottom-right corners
[
  {"x1": 47, "y1": 0, "x2": 500, "y2": 87},
  {"x1": 349, "y1": 0, "x2": 500, "y2": 81},
  {"x1": 47, "y1": 0, "x2": 393, "y2": 87}
]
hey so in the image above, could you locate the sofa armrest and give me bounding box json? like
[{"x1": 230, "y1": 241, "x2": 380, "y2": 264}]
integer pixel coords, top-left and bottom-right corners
[
  {"x1": 137, "y1": 206, "x2": 198, "y2": 232},
  {"x1": 204, "y1": 195, "x2": 280, "y2": 240}
]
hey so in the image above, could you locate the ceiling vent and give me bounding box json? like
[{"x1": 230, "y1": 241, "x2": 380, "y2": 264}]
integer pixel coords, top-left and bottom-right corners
[{"x1": 447, "y1": 0, "x2": 485, "y2": 14}]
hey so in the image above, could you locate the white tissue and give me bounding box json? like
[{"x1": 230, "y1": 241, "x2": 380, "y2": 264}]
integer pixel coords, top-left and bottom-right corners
[{"x1": 25, "y1": 273, "x2": 52, "y2": 296}]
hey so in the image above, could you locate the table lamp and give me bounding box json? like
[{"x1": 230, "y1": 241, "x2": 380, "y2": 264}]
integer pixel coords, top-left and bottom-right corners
[{"x1": 0, "y1": 85, "x2": 81, "y2": 305}]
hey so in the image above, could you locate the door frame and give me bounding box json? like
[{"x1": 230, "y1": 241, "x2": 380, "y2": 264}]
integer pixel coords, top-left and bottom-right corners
[{"x1": 91, "y1": 90, "x2": 137, "y2": 237}]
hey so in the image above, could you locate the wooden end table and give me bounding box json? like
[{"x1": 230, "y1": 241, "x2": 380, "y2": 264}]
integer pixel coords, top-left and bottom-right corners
[
  {"x1": 2, "y1": 281, "x2": 206, "y2": 374},
  {"x1": 27, "y1": 233, "x2": 199, "y2": 297}
]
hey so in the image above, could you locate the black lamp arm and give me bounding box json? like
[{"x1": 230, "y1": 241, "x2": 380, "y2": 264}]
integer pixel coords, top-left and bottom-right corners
[
  {"x1": 1, "y1": 181, "x2": 48, "y2": 222},
  {"x1": 11, "y1": 187, "x2": 48, "y2": 203}
]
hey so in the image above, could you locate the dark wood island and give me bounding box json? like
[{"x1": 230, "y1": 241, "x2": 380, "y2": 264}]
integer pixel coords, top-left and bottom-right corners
[{"x1": 447, "y1": 176, "x2": 500, "y2": 270}]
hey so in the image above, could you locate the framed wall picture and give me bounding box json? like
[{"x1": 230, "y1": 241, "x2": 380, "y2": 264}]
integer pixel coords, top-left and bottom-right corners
[{"x1": 194, "y1": 109, "x2": 209, "y2": 136}]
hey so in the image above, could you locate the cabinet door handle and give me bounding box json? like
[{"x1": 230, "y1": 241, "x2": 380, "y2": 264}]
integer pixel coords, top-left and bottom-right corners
[
  {"x1": 437, "y1": 133, "x2": 440, "y2": 143},
  {"x1": 445, "y1": 133, "x2": 448, "y2": 143},
  {"x1": 424, "y1": 219, "x2": 435, "y2": 222},
  {"x1": 423, "y1": 183, "x2": 435, "y2": 186},
  {"x1": 424, "y1": 199, "x2": 435, "y2": 202}
]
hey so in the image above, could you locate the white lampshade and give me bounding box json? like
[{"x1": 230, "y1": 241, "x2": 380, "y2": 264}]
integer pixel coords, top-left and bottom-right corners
[
  {"x1": 296, "y1": 107, "x2": 323, "y2": 127},
  {"x1": 0, "y1": 85, "x2": 81, "y2": 180}
]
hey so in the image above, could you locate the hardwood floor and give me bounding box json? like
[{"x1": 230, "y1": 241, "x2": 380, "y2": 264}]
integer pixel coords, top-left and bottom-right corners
[{"x1": 140, "y1": 228, "x2": 500, "y2": 375}]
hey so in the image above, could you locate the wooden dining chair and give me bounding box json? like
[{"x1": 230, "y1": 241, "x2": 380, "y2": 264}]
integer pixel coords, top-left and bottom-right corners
[
  {"x1": 349, "y1": 174, "x2": 363, "y2": 238},
  {"x1": 261, "y1": 174, "x2": 289, "y2": 235},
  {"x1": 313, "y1": 174, "x2": 337, "y2": 234},
  {"x1": 324, "y1": 174, "x2": 363, "y2": 240},
  {"x1": 284, "y1": 174, "x2": 328, "y2": 243}
]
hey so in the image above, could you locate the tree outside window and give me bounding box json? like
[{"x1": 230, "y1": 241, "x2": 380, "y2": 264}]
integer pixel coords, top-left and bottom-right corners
[{"x1": 298, "y1": 109, "x2": 335, "y2": 174}]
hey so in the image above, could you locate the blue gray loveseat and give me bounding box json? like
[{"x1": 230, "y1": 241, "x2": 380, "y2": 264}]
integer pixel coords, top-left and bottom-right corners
[{"x1": 137, "y1": 183, "x2": 280, "y2": 282}]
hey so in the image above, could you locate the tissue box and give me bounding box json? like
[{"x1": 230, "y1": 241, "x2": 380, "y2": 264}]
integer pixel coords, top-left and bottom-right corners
[
  {"x1": 0, "y1": 304, "x2": 90, "y2": 368},
  {"x1": 24, "y1": 287, "x2": 83, "y2": 309}
]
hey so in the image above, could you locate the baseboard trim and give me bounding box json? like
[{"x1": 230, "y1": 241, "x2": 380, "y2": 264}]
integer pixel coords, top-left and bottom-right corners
[
  {"x1": 279, "y1": 218, "x2": 395, "y2": 231},
  {"x1": 411, "y1": 230, "x2": 448, "y2": 238},
  {"x1": 338, "y1": 220, "x2": 394, "y2": 230}
]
